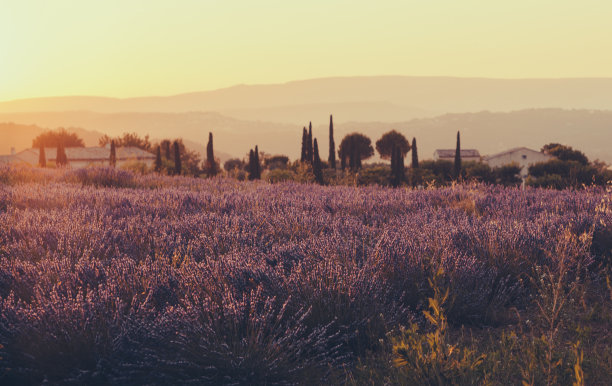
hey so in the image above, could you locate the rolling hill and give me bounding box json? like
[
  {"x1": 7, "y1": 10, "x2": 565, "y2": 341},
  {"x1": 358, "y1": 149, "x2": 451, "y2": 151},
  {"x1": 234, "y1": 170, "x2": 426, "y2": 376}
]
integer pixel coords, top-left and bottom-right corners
[{"x1": 3, "y1": 76, "x2": 612, "y2": 124}]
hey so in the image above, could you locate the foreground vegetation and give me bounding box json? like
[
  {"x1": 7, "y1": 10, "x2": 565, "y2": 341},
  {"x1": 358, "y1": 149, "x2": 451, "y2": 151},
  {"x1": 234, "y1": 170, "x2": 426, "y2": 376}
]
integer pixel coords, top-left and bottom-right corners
[{"x1": 0, "y1": 166, "x2": 611, "y2": 384}]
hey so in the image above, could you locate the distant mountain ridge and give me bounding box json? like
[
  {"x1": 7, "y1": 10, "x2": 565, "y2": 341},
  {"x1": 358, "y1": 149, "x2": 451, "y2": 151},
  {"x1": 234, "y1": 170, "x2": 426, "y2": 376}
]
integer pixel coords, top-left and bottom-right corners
[{"x1": 3, "y1": 76, "x2": 612, "y2": 124}]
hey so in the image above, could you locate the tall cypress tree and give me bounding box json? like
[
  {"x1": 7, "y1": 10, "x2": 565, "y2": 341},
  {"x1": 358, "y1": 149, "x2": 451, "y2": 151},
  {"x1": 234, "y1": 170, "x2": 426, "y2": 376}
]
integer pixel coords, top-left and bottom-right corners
[
  {"x1": 307, "y1": 122, "x2": 313, "y2": 164},
  {"x1": 174, "y1": 140, "x2": 181, "y2": 175},
  {"x1": 163, "y1": 141, "x2": 171, "y2": 160},
  {"x1": 390, "y1": 145, "x2": 398, "y2": 187},
  {"x1": 155, "y1": 145, "x2": 162, "y2": 172},
  {"x1": 109, "y1": 140, "x2": 117, "y2": 167},
  {"x1": 411, "y1": 137, "x2": 419, "y2": 168},
  {"x1": 313, "y1": 138, "x2": 323, "y2": 184},
  {"x1": 454, "y1": 131, "x2": 461, "y2": 180},
  {"x1": 300, "y1": 127, "x2": 308, "y2": 162},
  {"x1": 248, "y1": 149, "x2": 256, "y2": 180},
  {"x1": 254, "y1": 145, "x2": 261, "y2": 179},
  {"x1": 206, "y1": 132, "x2": 217, "y2": 176},
  {"x1": 328, "y1": 115, "x2": 336, "y2": 169},
  {"x1": 38, "y1": 144, "x2": 46, "y2": 167}
]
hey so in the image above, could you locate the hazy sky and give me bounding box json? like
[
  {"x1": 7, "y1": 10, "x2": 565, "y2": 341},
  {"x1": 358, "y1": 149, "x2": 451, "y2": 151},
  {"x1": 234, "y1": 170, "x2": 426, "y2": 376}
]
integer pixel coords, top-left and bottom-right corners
[{"x1": 1, "y1": 0, "x2": 611, "y2": 101}]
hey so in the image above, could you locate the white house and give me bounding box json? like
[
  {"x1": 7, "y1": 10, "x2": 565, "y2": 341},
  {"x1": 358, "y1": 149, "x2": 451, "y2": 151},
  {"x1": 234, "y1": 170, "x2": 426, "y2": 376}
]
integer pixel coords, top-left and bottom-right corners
[
  {"x1": 0, "y1": 146, "x2": 156, "y2": 168},
  {"x1": 433, "y1": 149, "x2": 481, "y2": 162},
  {"x1": 484, "y1": 147, "x2": 554, "y2": 179}
]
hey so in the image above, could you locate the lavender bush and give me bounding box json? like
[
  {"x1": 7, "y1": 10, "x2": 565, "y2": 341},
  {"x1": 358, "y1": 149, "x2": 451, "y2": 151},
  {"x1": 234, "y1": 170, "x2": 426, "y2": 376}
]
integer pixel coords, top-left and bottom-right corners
[{"x1": 0, "y1": 166, "x2": 609, "y2": 384}]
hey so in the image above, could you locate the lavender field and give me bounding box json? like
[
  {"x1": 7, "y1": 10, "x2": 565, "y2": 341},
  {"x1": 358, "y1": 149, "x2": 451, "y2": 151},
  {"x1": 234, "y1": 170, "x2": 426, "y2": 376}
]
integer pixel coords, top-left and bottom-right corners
[{"x1": 0, "y1": 166, "x2": 611, "y2": 384}]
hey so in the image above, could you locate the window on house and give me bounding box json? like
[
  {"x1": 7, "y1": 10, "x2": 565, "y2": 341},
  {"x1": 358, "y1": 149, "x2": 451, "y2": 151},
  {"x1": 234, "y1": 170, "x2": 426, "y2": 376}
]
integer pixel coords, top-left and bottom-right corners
[{"x1": 522, "y1": 155, "x2": 527, "y2": 159}]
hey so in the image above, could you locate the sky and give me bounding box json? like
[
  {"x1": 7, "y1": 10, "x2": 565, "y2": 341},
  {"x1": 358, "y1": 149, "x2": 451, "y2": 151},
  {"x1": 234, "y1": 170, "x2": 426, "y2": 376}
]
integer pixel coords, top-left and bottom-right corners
[{"x1": 1, "y1": 0, "x2": 611, "y2": 101}]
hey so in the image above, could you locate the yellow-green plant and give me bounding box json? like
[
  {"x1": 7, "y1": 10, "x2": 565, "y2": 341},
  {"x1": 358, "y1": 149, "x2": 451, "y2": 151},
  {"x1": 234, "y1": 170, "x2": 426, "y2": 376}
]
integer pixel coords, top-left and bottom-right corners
[{"x1": 392, "y1": 268, "x2": 485, "y2": 385}]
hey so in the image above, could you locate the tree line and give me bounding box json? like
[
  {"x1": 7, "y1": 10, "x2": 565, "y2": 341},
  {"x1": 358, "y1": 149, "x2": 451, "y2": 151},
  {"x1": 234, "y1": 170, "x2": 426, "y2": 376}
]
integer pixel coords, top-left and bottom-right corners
[{"x1": 30, "y1": 123, "x2": 611, "y2": 189}]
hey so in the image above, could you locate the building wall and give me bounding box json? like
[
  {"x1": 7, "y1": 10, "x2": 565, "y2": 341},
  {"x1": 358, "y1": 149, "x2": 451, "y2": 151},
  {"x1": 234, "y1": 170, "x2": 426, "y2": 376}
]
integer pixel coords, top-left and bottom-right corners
[{"x1": 485, "y1": 150, "x2": 552, "y2": 178}]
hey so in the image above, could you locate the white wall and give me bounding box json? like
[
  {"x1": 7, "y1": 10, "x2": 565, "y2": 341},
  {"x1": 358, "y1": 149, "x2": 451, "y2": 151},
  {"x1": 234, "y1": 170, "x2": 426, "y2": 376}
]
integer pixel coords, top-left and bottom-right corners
[{"x1": 485, "y1": 149, "x2": 552, "y2": 178}]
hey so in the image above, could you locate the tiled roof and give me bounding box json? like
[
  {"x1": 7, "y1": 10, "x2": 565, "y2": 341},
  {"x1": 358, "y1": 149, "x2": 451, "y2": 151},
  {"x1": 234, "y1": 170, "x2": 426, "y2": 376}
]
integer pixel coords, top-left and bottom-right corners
[
  {"x1": 434, "y1": 149, "x2": 480, "y2": 158},
  {"x1": 483, "y1": 147, "x2": 552, "y2": 161}
]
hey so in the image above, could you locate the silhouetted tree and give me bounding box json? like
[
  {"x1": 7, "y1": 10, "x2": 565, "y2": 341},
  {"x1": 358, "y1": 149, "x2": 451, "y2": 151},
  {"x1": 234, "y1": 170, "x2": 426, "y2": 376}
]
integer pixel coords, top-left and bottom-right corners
[
  {"x1": 541, "y1": 143, "x2": 589, "y2": 165},
  {"x1": 158, "y1": 139, "x2": 201, "y2": 176},
  {"x1": 155, "y1": 146, "x2": 162, "y2": 172},
  {"x1": 389, "y1": 145, "x2": 405, "y2": 187},
  {"x1": 397, "y1": 145, "x2": 405, "y2": 184},
  {"x1": 173, "y1": 140, "x2": 181, "y2": 175},
  {"x1": 411, "y1": 137, "x2": 419, "y2": 168},
  {"x1": 248, "y1": 147, "x2": 261, "y2": 180},
  {"x1": 454, "y1": 131, "x2": 461, "y2": 179},
  {"x1": 38, "y1": 145, "x2": 46, "y2": 167},
  {"x1": 99, "y1": 132, "x2": 152, "y2": 151},
  {"x1": 300, "y1": 127, "x2": 308, "y2": 162},
  {"x1": 33, "y1": 128, "x2": 84, "y2": 148},
  {"x1": 313, "y1": 138, "x2": 323, "y2": 184},
  {"x1": 390, "y1": 145, "x2": 398, "y2": 187},
  {"x1": 375, "y1": 130, "x2": 410, "y2": 159},
  {"x1": 339, "y1": 133, "x2": 374, "y2": 171},
  {"x1": 248, "y1": 150, "x2": 256, "y2": 180},
  {"x1": 328, "y1": 115, "x2": 336, "y2": 169},
  {"x1": 56, "y1": 143, "x2": 68, "y2": 167},
  {"x1": 204, "y1": 132, "x2": 218, "y2": 177},
  {"x1": 109, "y1": 140, "x2": 116, "y2": 167},
  {"x1": 307, "y1": 122, "x2": 313, "y2": 163},
  {"x1": 162, "y1": 140, "x2": 171, "y2": 160},
  {"x1": 254, "y1": 145, "x2": 261, "y2": 179}
]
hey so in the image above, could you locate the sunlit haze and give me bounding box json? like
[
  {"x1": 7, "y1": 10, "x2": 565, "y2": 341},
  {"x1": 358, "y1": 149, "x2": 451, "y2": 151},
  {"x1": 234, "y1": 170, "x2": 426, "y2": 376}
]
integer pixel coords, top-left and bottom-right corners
[{"x1": 2, "y1": 0, "x2": 612, "y2": 101}]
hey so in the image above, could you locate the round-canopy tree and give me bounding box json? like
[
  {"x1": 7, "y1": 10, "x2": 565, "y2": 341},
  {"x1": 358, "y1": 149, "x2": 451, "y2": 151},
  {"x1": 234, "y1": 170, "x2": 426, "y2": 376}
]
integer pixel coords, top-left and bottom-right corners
[
  {"x1": 33, "y1": 128, "x2": 85, "y2": 148},
  {"x1": 375, "y1": 130, "x2": 410, "y2": 159},
  {"x1": 338, "y1": 133, "x2": 374, "y2": 170}
]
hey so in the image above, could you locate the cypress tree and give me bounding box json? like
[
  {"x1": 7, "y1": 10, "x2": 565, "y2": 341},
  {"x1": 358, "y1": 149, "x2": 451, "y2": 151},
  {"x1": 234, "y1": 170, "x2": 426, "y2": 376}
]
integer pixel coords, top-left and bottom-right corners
[
  {"x1": 56, "y1": 143, "x2": 67, "y2": 167},
  {"x1": 300, "y1": 127, "x2": 308, "y2": 162},
  {"x1": 313, "y1": 138, "x2": 323, "y2": 184},
  {"x1": 109, "y1": 140, "x2": 116, "y2": 167},
  {"x1": 254, "y1": 145, "x2": 261, "y2": 179},
  {"x1": 328, "y1": 115, "x2": 336, "y2": 169},
  {"x1": 206, "y1": 132, "x2": 217, "y2": 176},
  {"x1": 411, "y1": 137, "x2": 419, "y2": 168},
  {"x1": 248, "y1": 149, "x2": 256, "y2": 180},
  {"x1": 390, "y1": 145, "x2": 398, "y2": 187},
  {"x1": 174, "y1": 140, "x2": 181, "y2": 175},
  {"x1": 38, "y1": 144, "x2": 46, "y2": 167},
  {"x1": 397, "y1": 146, "x2": 405, "y2": 184},
  {"x1": 307, "y1": 122, "x2": 313, "y2": 164},
  {"x1": 155, "y1": 145, "x2": 162, "y2": 172},
  {"x1": 454, "y1": 131, "x2": 461, "y2": 179},
  {"x1": 163, "y1": 141, "x2": 171, "y2": 160}
]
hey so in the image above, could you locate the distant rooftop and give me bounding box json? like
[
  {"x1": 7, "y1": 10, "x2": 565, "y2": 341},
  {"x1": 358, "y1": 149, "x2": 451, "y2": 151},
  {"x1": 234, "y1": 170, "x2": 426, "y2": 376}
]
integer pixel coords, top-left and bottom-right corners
[{"x1": 483, "y1": 147, "x2": 550, "y2": 161}]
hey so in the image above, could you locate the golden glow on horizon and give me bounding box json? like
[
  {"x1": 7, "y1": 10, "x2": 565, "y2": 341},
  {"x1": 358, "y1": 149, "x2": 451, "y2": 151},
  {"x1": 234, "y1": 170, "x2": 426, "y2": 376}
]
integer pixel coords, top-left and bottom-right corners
[{"x1": 1, "y1": 0, "x2": 611, "y2": 101}]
